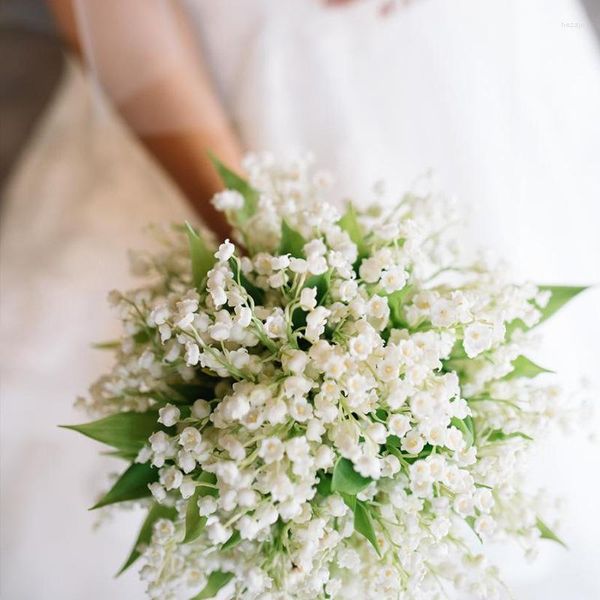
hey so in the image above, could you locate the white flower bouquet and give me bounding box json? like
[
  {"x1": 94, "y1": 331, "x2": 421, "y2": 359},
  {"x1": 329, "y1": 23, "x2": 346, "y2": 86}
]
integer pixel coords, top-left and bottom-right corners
[{"x1": 66, "y1": 154, "x2": 586, "y2": 599}]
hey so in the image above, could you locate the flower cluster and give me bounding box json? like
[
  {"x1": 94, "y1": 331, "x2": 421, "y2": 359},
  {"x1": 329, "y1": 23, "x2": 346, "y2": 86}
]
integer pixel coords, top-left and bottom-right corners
[{"x1": 70, "y1": 153, "x2": 585, "y2": 600}]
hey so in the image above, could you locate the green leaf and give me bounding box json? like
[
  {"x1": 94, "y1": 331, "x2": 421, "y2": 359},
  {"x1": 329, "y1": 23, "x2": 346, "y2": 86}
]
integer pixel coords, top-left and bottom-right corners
[
  {"x1": 278, "y1": 220, "x2": 306, "y2": 258},
  {"x1": 91, "y1": 462, "x2": 158, "y2": 510},
  {"x1": 338, "y1": 205, "x2": 369, "y2": 259},
  {"x1": 117, "y1": 503, "x2": 177, "y2": 575},
  {"x1": 92, "y1": 340, "x2": 120, "y2": 350},
  {"x1": 451, "y1": 416, "x2": 475, "y2": 447},
  {"x1": 185, "y1": 222, "x2": 215, "y2": 291},
  {"x1": 375, "y1": 408, "x2": 388, "y2": 421},
  {"x1": 183, "y1": 487, "x2": 208, "y2": 544},
  {"x1": 133, "y1": 330, "x2": 151, "y2": 344},
  {"x1": 536, "y1": 517, "x2": 567, "y2": 548},
  {"x1": 387, "y1": 285, "x2": 414, "y2": 329},
  {"x1": 195, "y1": 470, "x2": 218, "y2": 496},
  {"x1": 505, "y1": 318, "x2": 527, "y2": 339},
  {"x1": 331, "y1": 457, "x2": 373, "y2": 495},
  {"x1": 536, "y1": 285, "x2": 587, "y2": 325},
  {"x1": 385, "y1": 435, "x2": 402, "y2": 450},
  {"x1": 487, "y1": 430, "x2": 533, "y2": 443},
  {"x1": 192, "y1": 570, "x2": 235, "y2": 600},
  {"x1": 221, "y1": 530, "x2": 241, "y2": 550},
  {"x1": 505, "y1": 355, "x2": 553, "y2": 380},
  {"x1": 449, "y1": 339, "x2": 468, "y2": 360},
  {"x1": 465, "y1": 515, "x2": 483, "y2": 544},
  {"x1": 341, "y1": 493, "x2": 356, "y2": 511},
  {"x1": 61, "y1": 411, "x2": 158, "y2": 454},
  {"x1": 209, "y1": 153, "x2": 259, "y2": 223},
  {"x1": 465, "y1": 415, "x2": 476, "y2": 443},
  {"x1": 507, "y1": 285, "x2": 588, "y2": 337},
  {"x1": 353, "y1": 500, "x2": 381, "y2": 556},
  {"x1": 316, "y1": 472, "x2": 333, "y2": 497}
]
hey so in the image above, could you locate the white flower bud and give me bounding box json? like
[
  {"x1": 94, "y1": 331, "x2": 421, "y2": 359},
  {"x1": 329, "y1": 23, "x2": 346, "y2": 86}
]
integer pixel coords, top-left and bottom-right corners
[
  {"x1": 158, "y1": 404, "x2": 180, "y2": 427},
  {"x1": 215, "y1": 239, "x2": 235, "y2": 262},
  {"x1": 192, "y1": 399, "x2": 211, "y2": 419}
]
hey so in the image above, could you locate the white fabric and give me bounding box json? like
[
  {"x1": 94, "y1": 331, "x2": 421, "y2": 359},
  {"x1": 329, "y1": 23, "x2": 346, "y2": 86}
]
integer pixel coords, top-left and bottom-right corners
[{"x1": 1, "y1": 1, "x2": 599, "y2": 598}]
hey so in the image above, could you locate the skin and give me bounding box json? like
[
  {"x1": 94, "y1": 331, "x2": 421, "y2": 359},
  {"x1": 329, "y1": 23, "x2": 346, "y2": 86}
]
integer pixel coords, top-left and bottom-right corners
[{"x1": 47, "y1": 0, "x2": 244, "y2": 240}]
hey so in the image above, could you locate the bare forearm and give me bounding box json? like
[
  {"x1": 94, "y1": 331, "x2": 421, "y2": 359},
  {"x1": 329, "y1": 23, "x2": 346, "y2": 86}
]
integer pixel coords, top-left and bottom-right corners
[
  {"x1": 139, "y1": 125, "x2": 239, "y2": 240},
  {"x1": 116, "y1": 62, "x2": 242, "y2": 240},
  {"x1": 47, "y1": 0, "x2": 242, "y2": 239}
]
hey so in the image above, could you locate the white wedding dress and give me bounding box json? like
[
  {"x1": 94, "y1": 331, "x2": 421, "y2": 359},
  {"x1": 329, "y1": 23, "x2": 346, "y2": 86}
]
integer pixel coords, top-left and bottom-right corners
[{"x1": 1, "y1": 1, "x2": 599, "y2": 599}]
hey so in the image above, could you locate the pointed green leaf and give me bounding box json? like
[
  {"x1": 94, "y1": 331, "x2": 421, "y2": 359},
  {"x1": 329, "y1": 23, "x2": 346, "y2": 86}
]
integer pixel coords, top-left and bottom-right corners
[
  {"x1": 183, "y1": 487, "x2": 207, "y2": 544},
  {"x1": 385, "y1": 435, "x2": 402, "y2": 450},
  {"x1": 465, "y1": 515, "x2": 483, "y2": 544},
  {"x1": 505, "y1": 355, "x2": 553, "y2": 380},
  {"x1": 487, "y1": 430, "x2": 533, "y2": 443},
  {"x1": 209, "y1": 153, "x2": 259, "y2": 223},
  {"x1": 101, "y1": 449, "x2": 138, "y2": 461},
  {"x1": 341, "y1": 493, "x2": 356, "y2": 511},
  {"x1": 464, "y1": 415, "x2": 476, "y2": 444},
  {"x1": 536, "y1": 517, "x2": 567, "y2": 548},
  {"x1": 92, "y1": 462, "x2": 158, "y2": 510},
  {"x1": 505, "y1": 318, "x2": 527, "y2": 338},
  {"x1": 185, "y1": 222, "x2": 215, "y2": 291},
  {"x1": 536, "y1": 285, "x2": 587, "y2": 325},
  {"x1": 506, "y1": 285, "x2": 588, "y2": 338},
  {"x1": 387, "y1": 285, "x2": 414, "y2": 329},
  {"x1": 117, "y1": 503, "x2": 177, "y2": 575},
  {"x1": 278, "y1": 220, "x2": 306, "y2": 258},
  {"x1": 221, "y1": 530, "x2": 241, "y2": 551},
  {"x1": 353, "y1": 500, "x2": 381, "y2": 556},
  {"x1": 192, "y1": 570, "x2": 235, "y2": 600},
  {"x1": 316, "y1": 472, "x2": 333, "y2": 497},
  {"x1": 338, "y1": 205, "x2": 369, "y2": 259},
  {"x1": 195, "y1": 470, "x2": 218, "y2": 496},
  {"x1": 61, "y1": 411, "x2": 158, "y2": 454},
  {"x1": 92, "y1": 340, "x2": 120, "y2": 350},
  {"x1": 451, "y1": 415, "x2": 476, "y2": 446},
  {"x1": 133, "y1": 330, "x2": 152, "y2": 344},
  {"x1": 331, "y1": 457, "x2": 373, "y2": 495}
]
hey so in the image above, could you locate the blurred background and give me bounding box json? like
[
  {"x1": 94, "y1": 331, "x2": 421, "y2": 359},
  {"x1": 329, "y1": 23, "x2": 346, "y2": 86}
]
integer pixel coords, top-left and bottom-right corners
[{"x1": 1, "y1": 1, "x2": 599, "y2": 599}]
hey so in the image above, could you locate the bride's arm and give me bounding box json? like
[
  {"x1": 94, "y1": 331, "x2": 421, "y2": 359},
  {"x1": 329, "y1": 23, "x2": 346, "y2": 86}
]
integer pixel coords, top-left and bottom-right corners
[{"x1": 48, "y1": 0, "x2": 242, "y2": 240}]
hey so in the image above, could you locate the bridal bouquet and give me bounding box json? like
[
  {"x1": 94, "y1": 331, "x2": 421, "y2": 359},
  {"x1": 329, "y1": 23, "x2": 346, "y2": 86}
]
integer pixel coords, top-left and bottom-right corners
[{"x1": 67, "y1": 154, "x2": 585, "y2": 599}]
